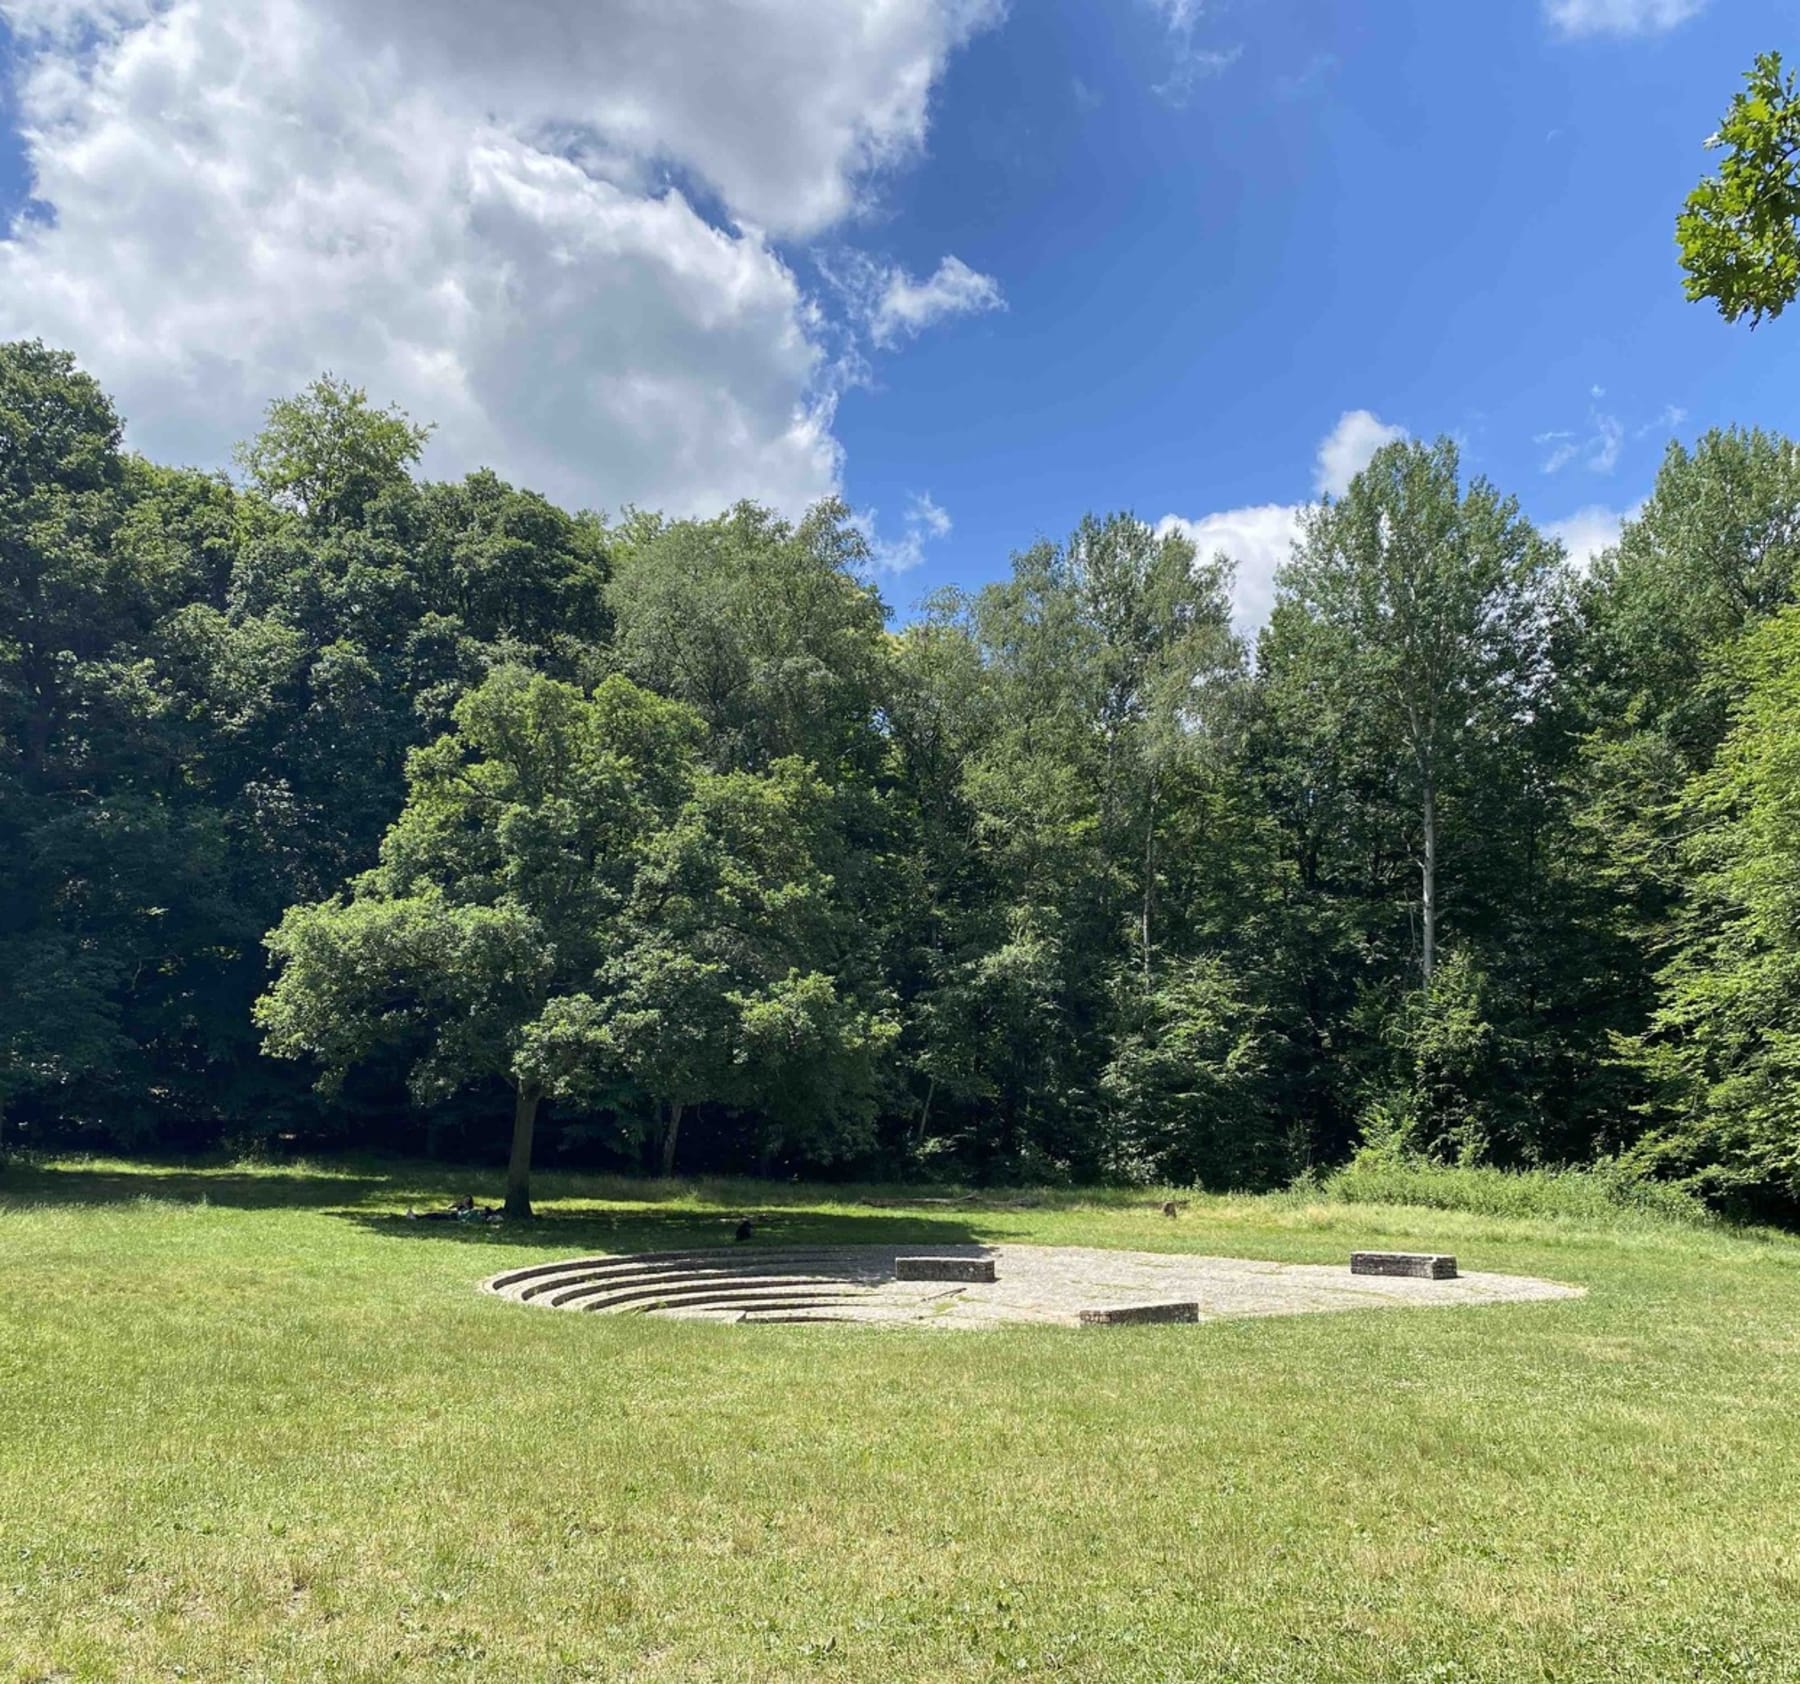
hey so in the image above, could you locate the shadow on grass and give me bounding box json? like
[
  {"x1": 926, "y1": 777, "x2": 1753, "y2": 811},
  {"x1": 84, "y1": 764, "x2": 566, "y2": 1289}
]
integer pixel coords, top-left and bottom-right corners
[
  {"x1": 0, "y1": 1158, "x2": 1015, "y2": 1253},
  {"x1": 0, "y1": 1156, "x2": 837, "y2": 1214},
  {"x1": 0, "y1": 1160, "x2": 398, "y2": 1211},
  {"x1": 332, "y1": 1205, "x2": 996, "y2": 1254}
]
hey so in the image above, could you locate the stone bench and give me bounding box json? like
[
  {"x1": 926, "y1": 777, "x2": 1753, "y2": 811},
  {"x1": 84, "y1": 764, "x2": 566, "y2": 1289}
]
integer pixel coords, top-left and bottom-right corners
[
  {"x1": 1078, "y1": 1301, "x2": 1200, "y2": 1326},
  {"x1": 895, "y1": 1255, "x2": 996, "y2": 1283},
  {"x1": 1350, "y1": 1251, "x2": 1457, "y2": 1280}
]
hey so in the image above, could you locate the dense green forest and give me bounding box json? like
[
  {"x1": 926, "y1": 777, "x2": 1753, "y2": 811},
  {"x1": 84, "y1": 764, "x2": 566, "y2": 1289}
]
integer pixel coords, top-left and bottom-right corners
[{"x1": 3, "y1": 338, "x2": 1799, "y2": 1217}]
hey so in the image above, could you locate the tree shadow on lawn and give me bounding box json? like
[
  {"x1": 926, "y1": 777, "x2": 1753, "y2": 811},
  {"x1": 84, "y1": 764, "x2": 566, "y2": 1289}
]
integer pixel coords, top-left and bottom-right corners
[
  {"x1": 332, "y1": 1204, "x2": 999, "y2": 1256},
  {"x1": 1, "y1": 1158, "x2": 1018, "y2": 1253},
  {"x1": 0, "y1": 1159, "x2": 399, "y2": 1212},
  {"x1": 0, "y1": 1157, "x2": 727, "y2": 1214}
]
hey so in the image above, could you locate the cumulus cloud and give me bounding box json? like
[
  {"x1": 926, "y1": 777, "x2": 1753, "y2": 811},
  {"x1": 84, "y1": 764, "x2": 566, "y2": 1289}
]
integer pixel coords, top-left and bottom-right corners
[
  {"x1": 1546, "y1": 503, "x2": 1636, "y2": 570},
  {"x1": 870, "y1": 256, "x2": 1006, "y2": 348},
  {"x1": 1314, "y1": 409, "x2": 1408, "y2": 497},
  {"x1": 1156, "y1": 505, "x2": 1304, "y2": 637},
  {"x1": 1158, "y1": 408, "x2": 1415, "y2": 634},
  {"x1": 1543, "y1": 0, "x2": 1706, "y2": 38},
  {"x1": 0, "y1": 0, "x2": 1000, "y2": 516}
]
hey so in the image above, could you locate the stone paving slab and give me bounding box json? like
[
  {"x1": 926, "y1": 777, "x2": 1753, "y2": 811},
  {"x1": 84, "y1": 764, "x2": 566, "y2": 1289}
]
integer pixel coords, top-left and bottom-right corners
[
  {"x1": 1078, "y1": 1300, "x2": 1201, "y2": 1326},
  {"x1": 485, "y1": 1243, "x2": 1582, "y2": 1329},
  {"x1": 1351, "y1": 1250, "x2": 1458, "y2": 1279},
  {"x1": 896, "y1": 1255, "x2": 997, "y2": 1282}
]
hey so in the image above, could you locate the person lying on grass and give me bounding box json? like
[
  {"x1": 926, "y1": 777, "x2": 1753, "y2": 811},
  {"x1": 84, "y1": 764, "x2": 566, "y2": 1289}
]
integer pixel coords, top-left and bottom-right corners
[{"x1": 404, "y1": 1195, "x2": 503, "y2": 1224}]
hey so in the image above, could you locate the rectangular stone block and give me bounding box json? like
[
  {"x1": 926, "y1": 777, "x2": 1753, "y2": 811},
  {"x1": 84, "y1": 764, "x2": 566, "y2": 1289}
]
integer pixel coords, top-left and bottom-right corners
[
  {"x1": 1077, "y1": 1301, "x2": 1200, "y2": 1326},
  {"x1": 1350, "y1": 1251, "x2": 1458, "y2": 1280},
  {"x1": 895, "y1": 1255, "x2": 996, "y2": 1283}
]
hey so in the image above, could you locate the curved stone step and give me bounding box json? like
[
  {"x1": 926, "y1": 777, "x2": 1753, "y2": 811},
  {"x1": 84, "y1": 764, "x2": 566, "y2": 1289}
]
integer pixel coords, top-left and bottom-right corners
[
  {"x1": 529, "y1": 1263, "x2": 851, "y2": 1300},
  {"x1": 646, "y1": 1295, "x2": 873, "y2": 1321},
  {"x1": 481, "y1": 1245, "x2": 1004, "y2": 1325},
  {"x1": 509, "y1": 1252, "x2": 877, "y2": 1304},
  {"x1": 738, "y1": 1306, "x2": 931, "y2": 1325},
  {"x1": 550, "y1": 1272, "x2": 870, "y2": 1313},
  {"x1": 487, "y1": 1247, "x2": 881, "y2": 1299}
]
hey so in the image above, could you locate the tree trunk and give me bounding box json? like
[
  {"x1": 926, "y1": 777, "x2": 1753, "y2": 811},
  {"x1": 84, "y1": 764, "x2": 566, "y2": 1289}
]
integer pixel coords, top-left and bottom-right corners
[
  {"x1": 505, "y1": 1084, "x2": 540, "y2": 1219},
  {"x1": 1141, "y1": 779, "x2": 1158, "y2": 989},
  {"x1": 660, "y1": 1099, "x2": 685, "y2": 1179},
  {"x1": 1420, "y1": 776, "x2": 1437, "y2": 986},
  {"x1": 913, "y1": 1075, "x2": 937, "y2": 1147}
]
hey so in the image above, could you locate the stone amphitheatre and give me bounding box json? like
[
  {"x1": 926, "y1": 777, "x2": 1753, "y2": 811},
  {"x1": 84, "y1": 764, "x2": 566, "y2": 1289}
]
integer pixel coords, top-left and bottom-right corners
[{"x1": 484, "y1": 1242, "x2": 1582, "y2": 1328}]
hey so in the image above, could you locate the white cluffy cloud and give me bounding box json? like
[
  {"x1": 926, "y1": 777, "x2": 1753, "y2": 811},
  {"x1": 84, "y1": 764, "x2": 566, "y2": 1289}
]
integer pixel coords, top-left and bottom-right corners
[
  {"x1": 1314, "y1": 408, "x2": 1409, "y2": 497},
  {"x1": 0, "y1": 0, "x2": 1001, "y2": 517},
  {"x1": 1158, "y1": 409, "x2": 1408, "y2": 635},
  {"x1": 1155, "y1": 504, "x2": 1305, "y2": 637},
  {"x1": 1544, "y1": 0, "x2": 1706, "y2": 38},
  {"x1": 1546, "y1": 503, "x2": 1637, "y2": 570}
]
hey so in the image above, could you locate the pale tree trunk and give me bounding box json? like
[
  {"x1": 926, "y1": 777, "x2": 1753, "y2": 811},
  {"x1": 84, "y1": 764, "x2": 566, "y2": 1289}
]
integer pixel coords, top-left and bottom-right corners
[
  {"x1": 660, "y1": 1099, "x2": 685, "y2": 1179},
  {"x1": 913, "y1": 1075, "x2": 937, "y2": 1147},
  {"x1": 1420, "y1": 775, "x2": 1437, "y2": 986},
  {"x1": 1140, "y1": 779, "x2": 1158, "y2": 989},
  {"x1": 505, "y1": 1084, "x2": 540, "y2": 1219}
]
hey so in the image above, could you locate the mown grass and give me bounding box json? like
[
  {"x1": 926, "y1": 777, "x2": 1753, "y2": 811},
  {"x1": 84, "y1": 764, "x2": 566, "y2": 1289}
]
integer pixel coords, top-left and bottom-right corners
[{"x1": 2, "y1": 1155, "x2": 1797, "y2": 1683}]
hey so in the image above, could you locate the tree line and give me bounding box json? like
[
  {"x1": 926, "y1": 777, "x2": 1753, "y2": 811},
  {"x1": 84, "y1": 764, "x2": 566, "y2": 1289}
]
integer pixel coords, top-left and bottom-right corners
[{"x1": 4, "y1": 341, "x2": 1798, "y2": 1217}]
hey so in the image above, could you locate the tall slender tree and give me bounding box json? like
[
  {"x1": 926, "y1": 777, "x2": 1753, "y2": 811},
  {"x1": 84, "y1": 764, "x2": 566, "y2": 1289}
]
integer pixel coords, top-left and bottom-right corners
[{"x1": 1269, "y1": 438, "x2": 1561, "y2": 988}]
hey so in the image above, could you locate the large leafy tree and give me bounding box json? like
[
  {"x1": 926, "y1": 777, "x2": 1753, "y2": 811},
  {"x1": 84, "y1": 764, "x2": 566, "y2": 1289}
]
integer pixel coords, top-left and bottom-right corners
[
  {"x1": 0, "y1": 341, "x2": 130, "y2": 782},
  {"x1": 259, "y1": 667, "x2": 891, "y2": 1208},
  {"x1": 1098, "y1": 955, "x2": 1277, "y2": 1188},
  {"x1": 235, "y1": 375, "x2": 432, "y2": 527},
  {"x1": 594, "y1": 759, "x2": 896, "y2": 1175},
  {"x1": 139, "y1": 386, "x2": 613, "y2": 1147},
  {"x1": 606, "y1": 498, "x2": 889, "y2": 779},
  {"x1": 886, "y1": 514, "x2": 1275, "y2": 1179},
  {"x1": 1577, "y1": 429, "x2": 1800, "y2": 768},
  {"x1": 1629, "y1": 607, "x2": 1800, "y2": 1210},
  {"x1": 1269, "y1": 438, "x2": 1561, "y2": 988},
  {"x1": 1568, "y1": 434, "x2": 1800, "y2": 1034},
  {"x1": 1257, "y1": 440, "x2": 1569, "y2": 1164},
  {"x1": 0, "y1": 343, "x2": 224, "y2": 1139},
  {"x1": 1564, "y1": 430, "x2": 1800, "y2": 1189},
  {"x1": 258, "y1": 669, "x2": 701, "y2": 1214},
  {"x1": 603, "y1": 498, "x2": 898, "y2": 1158},
  {"x1": 1679, "y1": 51, "x2": 1800, "y2": 326}
]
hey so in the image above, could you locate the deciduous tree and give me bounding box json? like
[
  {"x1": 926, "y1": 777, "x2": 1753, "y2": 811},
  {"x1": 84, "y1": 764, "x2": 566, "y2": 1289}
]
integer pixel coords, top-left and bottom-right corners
[
  {"x1": 258, "y1": 668, "x2": 701, "y2": 1215},
  {"x1": 1679, "y1": 51, "x2": 1800, "y2": 325}
]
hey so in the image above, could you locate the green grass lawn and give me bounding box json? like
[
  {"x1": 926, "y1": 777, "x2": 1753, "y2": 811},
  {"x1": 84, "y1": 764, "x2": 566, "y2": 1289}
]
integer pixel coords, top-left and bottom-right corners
[{"x1": 3, "y1": 1157, "x2": 1798, "y2": 1683}]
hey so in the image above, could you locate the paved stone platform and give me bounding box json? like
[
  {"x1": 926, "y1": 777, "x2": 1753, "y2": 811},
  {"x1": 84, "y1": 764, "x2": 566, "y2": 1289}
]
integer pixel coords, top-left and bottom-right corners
[{"x1": 483, "y1": 1244, "x2": 1581, "y2": 1329}]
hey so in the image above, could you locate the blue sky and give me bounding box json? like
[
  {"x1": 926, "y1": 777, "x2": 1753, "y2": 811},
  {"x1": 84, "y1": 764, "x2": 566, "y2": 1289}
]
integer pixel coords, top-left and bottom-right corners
[
  {"x1": 826, "y1": 0, "x2": 1797, "y2": 615},
  {"x1": 0, "y1": 0, "x2": 1792, "y2": 626}
]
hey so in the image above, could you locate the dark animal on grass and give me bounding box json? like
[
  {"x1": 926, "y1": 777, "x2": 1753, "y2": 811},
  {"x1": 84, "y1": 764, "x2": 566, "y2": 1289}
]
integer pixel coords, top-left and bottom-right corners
[
  {"x1": 1162, "y1": 1200, "x2": 1190, "y2": 1219},
  {"x1": 735, "y1": 1218, "x2": 756, "y2": 1242}
]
